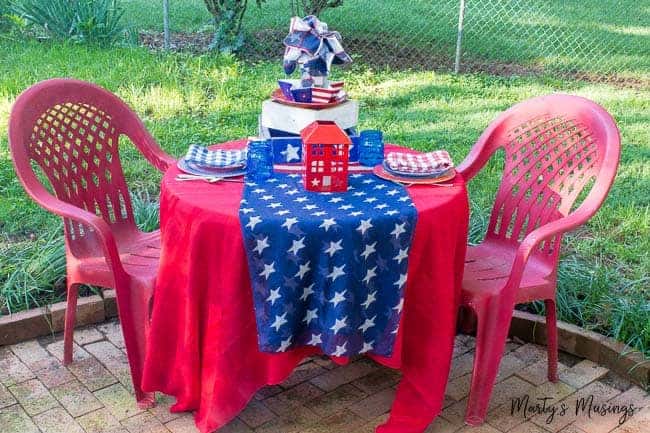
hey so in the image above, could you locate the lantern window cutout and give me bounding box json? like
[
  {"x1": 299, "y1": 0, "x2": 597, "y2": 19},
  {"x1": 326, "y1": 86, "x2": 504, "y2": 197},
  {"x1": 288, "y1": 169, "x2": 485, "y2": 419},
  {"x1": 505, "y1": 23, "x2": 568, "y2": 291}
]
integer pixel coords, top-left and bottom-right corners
[{"x1": 300, "y1": 121, "x2": 352, "y2": 192}]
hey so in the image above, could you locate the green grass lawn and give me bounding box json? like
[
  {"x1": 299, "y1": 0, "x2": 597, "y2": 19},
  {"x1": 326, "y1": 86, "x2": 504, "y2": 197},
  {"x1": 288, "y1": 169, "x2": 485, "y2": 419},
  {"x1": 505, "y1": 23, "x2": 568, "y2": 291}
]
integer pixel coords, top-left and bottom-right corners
[{"x1": 0, "y1": 1, "x2": 648, "y2": 359}]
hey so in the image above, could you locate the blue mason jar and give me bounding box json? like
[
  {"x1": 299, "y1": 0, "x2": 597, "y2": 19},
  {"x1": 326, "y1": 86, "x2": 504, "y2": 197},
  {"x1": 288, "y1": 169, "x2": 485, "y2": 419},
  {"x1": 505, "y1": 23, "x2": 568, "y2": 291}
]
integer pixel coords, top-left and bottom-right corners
[
  {"x1": 246, "y1": 139, "x2": 274, "y2": 181},
  {"x1": 359, "y1": 130, "x2": 385, "y2": 167}
]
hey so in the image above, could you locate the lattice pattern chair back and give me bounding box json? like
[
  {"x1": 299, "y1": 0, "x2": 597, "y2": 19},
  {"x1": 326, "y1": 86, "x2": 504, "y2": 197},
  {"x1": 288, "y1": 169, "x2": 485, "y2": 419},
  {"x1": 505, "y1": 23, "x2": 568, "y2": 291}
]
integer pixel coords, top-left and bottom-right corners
[
  {"x1": 9, "y1": 79, "x2": 172, "y2": 258},
  {"x1": 459, "y1": 94, "x2": 620, "y2": 264}
]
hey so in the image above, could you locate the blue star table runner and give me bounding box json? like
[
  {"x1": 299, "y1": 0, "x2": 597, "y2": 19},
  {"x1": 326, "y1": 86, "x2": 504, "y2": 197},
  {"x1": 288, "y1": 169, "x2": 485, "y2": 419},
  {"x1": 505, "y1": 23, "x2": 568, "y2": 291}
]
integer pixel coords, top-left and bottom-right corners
[{"x1": 239, "y1": 173, "x2": 417, "y2": 357}]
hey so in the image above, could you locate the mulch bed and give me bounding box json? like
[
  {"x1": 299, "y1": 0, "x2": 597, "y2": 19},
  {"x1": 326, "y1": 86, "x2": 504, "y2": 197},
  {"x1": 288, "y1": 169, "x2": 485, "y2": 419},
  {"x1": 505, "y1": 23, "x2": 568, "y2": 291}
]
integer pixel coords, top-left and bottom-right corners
[{"x1": 138, "y1": 30, "x2": 648, "y2": 89}]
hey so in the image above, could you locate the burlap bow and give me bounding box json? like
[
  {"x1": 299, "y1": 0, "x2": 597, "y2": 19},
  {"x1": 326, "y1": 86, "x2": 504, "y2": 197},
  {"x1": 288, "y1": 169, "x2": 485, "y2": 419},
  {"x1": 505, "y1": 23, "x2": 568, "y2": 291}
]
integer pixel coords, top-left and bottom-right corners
[{"x1": 283, "y1": 15, "x2": 352, "y2": 87}]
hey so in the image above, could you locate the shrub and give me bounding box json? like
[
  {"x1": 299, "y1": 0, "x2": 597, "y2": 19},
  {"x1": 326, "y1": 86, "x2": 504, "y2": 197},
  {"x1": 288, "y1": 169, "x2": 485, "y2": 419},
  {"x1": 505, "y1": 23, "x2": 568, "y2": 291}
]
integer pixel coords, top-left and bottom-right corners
[
  {"x1": 12, "y1": 0, "x2": 127, "y2": 45},
  {"x1": 290, "y1": 0, "x2": 344, "y2": 16},
  {"x1": 203, "y1": 0, "x2": 265, "y2": 53}
]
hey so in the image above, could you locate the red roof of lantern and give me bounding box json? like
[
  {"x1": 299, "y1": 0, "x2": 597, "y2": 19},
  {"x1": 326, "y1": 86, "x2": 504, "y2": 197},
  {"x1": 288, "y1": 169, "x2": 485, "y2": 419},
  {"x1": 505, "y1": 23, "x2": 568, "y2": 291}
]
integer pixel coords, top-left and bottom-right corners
[{"x1": 301, "y1": 121, "x2": 352, "y2": 145}]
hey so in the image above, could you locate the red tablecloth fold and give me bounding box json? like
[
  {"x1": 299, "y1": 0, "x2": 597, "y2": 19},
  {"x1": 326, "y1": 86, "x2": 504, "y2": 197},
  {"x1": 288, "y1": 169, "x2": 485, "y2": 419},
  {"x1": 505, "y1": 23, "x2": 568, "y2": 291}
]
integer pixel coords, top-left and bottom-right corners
[{"x1": 142, "y1": 142, "x2": 469, "y2": 433}]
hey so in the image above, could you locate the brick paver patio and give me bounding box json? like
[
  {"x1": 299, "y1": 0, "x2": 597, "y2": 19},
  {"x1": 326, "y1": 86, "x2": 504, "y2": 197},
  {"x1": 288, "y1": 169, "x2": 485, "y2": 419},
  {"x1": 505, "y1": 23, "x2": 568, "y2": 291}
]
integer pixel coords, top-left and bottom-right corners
[{"x1": 0, "y1": 319, "x2": 647, "y2": 433}]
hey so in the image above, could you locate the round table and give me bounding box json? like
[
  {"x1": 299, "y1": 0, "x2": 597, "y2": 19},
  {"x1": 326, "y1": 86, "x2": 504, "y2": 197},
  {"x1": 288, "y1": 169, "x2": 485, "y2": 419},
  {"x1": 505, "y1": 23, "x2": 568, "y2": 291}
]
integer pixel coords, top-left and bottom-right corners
[{"x1": 142, "y1": 141, "x2": 469, "y2": 433}]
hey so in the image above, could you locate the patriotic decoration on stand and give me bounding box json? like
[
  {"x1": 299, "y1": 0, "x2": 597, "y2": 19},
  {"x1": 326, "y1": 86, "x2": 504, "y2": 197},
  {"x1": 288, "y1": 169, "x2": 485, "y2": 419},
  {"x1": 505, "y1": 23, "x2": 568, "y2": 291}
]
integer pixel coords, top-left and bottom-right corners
[
  {"x1": 283, "y1": 15, "x2": 352, "y2": 89},
  {"x1": 239, "y1": 173, "x2": 417, "y2": 357},
  {"x1": 278, "y1": 15, "x2": 352, "y2": 104}
]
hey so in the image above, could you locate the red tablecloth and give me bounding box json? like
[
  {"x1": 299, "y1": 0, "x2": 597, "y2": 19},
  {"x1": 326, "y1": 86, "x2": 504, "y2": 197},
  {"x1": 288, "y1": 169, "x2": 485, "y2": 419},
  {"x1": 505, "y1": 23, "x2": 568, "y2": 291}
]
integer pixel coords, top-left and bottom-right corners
[{"x1": 142, "y1": 141, "x2": 469, "y2": 433}]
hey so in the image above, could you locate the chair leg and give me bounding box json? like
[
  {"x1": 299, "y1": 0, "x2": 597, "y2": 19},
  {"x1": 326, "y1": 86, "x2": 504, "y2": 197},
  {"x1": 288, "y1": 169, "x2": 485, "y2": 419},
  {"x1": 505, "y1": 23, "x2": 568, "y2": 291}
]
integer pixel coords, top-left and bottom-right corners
[
  {"x1": 464, "y1": 305, "x2": 513, "y2": 426},
  {"x1": 545, "y1": 299, "x2": 559, "y2": 383},
  {"x1": 113, "y1": 284, "x2": 156, "y2": 409},
  {"x1": 63, "y1": 282, "x2": 79, "y2": 366}
]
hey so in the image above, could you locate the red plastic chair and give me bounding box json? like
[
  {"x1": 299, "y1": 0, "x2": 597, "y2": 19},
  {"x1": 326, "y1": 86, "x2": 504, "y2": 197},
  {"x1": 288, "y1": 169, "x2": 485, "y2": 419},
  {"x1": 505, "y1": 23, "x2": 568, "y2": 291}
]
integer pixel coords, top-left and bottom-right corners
[
  {"x1": 8, "y1": 78, "x2": 175, "y2": 408},
  {"x1": 456, "y1": 94, "x2": 620, "y2": 425}
]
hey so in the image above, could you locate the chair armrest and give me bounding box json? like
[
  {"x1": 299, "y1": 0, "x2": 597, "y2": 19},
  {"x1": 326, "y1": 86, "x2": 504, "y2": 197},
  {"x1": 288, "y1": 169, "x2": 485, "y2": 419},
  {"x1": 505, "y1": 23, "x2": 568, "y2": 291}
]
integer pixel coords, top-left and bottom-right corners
[
  {"x1": 504, "y1": 204, "x2": 596, "y2": 295},
  {"x1": 30, "y1": 187, "x2": 127, "y2": 279},
  {"x1": 128, "y1": 127, "x2": 176, "y2": 174},
  {"x1": 456, "y1": 120, "x2": 505, "y2": 182}
]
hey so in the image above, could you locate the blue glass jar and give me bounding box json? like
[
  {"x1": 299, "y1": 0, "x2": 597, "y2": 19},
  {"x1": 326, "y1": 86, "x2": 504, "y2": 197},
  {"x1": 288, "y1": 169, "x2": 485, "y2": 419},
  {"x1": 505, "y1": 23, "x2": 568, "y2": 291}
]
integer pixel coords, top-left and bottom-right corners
[
  {"x1": 359, "y1": 130, "x2": 384, "y2": 166},
  {"x1": 246, "y1": 139, "x2": 274, "y2": 181}
]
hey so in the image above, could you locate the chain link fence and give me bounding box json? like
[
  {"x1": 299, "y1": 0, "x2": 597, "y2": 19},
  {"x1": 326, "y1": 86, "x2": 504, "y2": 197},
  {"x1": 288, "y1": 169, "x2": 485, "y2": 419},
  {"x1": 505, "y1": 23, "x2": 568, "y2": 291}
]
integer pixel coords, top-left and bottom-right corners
[{"x1": 156, "y1": 0, "x2": 649, "y2": 86}]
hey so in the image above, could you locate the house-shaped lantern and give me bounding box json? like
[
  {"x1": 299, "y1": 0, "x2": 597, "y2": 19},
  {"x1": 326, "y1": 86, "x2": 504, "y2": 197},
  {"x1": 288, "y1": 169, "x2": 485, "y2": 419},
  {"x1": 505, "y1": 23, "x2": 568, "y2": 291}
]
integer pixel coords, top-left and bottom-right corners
[{"x1": 300, "y1": 120, "x2": 351, "y2": 192}]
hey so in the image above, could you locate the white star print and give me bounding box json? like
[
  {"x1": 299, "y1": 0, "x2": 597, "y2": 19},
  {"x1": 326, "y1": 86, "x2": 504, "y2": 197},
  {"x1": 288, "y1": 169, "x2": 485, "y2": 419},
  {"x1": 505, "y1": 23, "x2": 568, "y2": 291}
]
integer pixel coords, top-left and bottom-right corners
[
  {"x1": 281, "y1": 143, "x2": 301, "y2": 162},
  {"x1": 361, "y1": 291, "x2": 377, "y2": 309},
  {"x1": 246, "y1": 216, "x2": 262, "y2": 230},
  {"x1": 295, "y1": 197, "x2": 308, "y2": 203},
  {"x1": 261, "y1": 195, "x2": 274, "y2": 201},
  {"x1": 332, "y1": 342, "x2": 347, "y2": 357},
  {"x1": 325, "y1": 240, "x2": 343, "y2": 257},
  {"x1": 308, "y1": 333, "x2": 322, "y2": 345},
  {"x1": 353, "y1": 191, "x2": 367, "y2": 197},
  {"x1": 376, "y1": 204, "x2": 388, "y2": 210},
  {"x1": 276, "y1": 210, "x2": 290, "y2": 216},
  {"x1": 282, "y1": 217, "x2": 298, "y2": 230},
  {"x1": 375, "y1": 184, "x2": 387, "y2": 190},
  {"x1": 349, "y1": 211, "x2": 363, "y2": 217},
  {"x1": 361, "y1": 242, "x2": 377, "y2": 260},
  {"x1": 311, "y1": 178, "x2": 320, "y2": 187},
  {"x1": 360, "y1": 341, "x2": 374, "y2": 353},
  {"x1": 393, "y1": 298, "x2": 405, "y2": 313},
  {"x1": 278, "y1": 183, "x2": 289, "y2": 189},
  {"x1": 363, "y1": 266, "x2": 377, "y2": 285},
  {"x1": 394, "y1": 248, "x2": 408, "y2": 264},
  {"x1": 303, "y1": 308, "x2": 318, "y2": 325},
  {"x1": 266, "y1": 287, "x2": 281, "y2": 305},
  {"x1": 287, "y1": 189, "x2": 299, "y2": 195},
  {"x1": 288, "y1": 237, "x2": 306, "y2": 255},
  {"x1": 278, "y1": 336, "x2": 292, "y2": 352},
  {"x1": 391, "y1": 222, "x2": 406, "y2": 238},
  {"x1": 259, "y1": 262, "x2": 275, "y2": 280},
  {"x1": 329, "y1": 197, "x2": 343, "y2": 203},
  {"x1": 358, "y1": 316, "x2": 376, "y2": 333},
  {"x1": 295, "y1": 261, "x2": 311, "y2": 279},
  {"x1": 241, "y1": 207, "x2": 254, "y2": 214},
  {"x1": 328, "y1": 265, "x2": 346, "y2": 282},
  {"x1": 312, "y1": 211, "x2": 327, "y2": 216},
  {"x1": 300, "y1": 283, "x2": 315, "y2": 301},
  {"x1": 399, "y1": 196, "x2": 410, "y2": 202},
  {"x1": 271, "y1": 312, "x2": 287, "y2": 331},
  {"x1": 387, "y1": 189, "x2": 399, "y2": 196},
  {"x1": 328, "y1": 290, "x2": 347, "y2": 307},
  {"x1": 253, "y1": 188, "x2": 265, "y2": 194},
  {"x1": 364, "y1": 197, "x2": 378, "y2": 203},
  {"x1": 362, "y1": 179, "x2": 374, "y2": 184},
  {"x1": 386, "y1": 210, "x2": 399, "y2": 216},
  {"x1": 339, "y1": 204, "x2": 353, "y2": 210},
  {"x1": 268, "y1": 203, "x2": 282, "y2": 208},
  {"x1": 394, "y1": 274, "x2": 407, "y2": 289},
  {"x1": 330, "y1": 316, "x2": 347, "y2": 334},
  {"x1": 303, "y1": 204, "x2": 317, "y2": 210},
  {"x1": 254, "y1": 236, "x2": 270, "y2": 255},
  {"x1": 357, "y1": 218, "x2": 373, "y2": 235},
  {"x1": 320, "y1": 218, "x2": 336, "y2": 231}
]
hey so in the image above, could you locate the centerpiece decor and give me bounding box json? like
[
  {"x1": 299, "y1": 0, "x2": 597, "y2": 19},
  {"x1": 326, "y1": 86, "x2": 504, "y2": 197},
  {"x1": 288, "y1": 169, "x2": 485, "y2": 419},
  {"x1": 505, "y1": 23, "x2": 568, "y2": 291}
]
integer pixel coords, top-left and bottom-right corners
[
  {"x1": 301, "y1": 120, "x2": 351, "y2": 192},
  {"x1": 280, "y1": 15, "x2": 352, "y2": 104}
]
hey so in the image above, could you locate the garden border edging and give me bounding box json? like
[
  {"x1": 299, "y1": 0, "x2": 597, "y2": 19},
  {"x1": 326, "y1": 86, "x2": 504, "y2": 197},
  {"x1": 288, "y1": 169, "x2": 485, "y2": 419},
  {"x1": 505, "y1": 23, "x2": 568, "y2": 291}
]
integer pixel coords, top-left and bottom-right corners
[
  {"x1": 0, "y1": 298, "x2": 647, "y2": 388},
  {"x1": 0, "y1": 291, "x2": 117, "y2": 346},
  {"x1": 510, "y1": 310, "x2": 649, "y2": 389}
]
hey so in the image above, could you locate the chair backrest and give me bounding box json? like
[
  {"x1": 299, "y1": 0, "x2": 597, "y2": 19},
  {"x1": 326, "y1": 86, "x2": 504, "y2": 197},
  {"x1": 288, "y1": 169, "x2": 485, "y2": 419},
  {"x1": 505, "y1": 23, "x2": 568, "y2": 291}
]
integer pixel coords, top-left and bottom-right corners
[
  {"x1": 9, "y1": 79, "x2": 167, "y2": 257},
  {"x1": 458, "y1": 94, "x2": 620, "y2": 262}
]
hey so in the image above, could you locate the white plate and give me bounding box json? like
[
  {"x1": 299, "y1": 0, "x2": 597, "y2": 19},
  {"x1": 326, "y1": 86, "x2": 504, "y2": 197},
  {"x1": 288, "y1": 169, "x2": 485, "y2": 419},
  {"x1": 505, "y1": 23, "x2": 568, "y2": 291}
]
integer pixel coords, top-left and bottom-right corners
[{"x1": 177, "y1": 158, "x2": 247, "y2": 178}]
